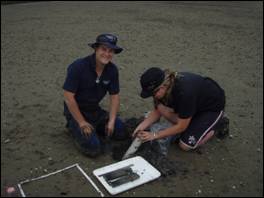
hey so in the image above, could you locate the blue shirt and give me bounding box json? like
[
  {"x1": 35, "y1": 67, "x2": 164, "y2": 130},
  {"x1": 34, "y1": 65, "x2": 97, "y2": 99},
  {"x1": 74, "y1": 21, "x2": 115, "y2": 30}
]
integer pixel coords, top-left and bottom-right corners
[{"x1": 63, "y1": 53, "x2": 119, "y2": 113}]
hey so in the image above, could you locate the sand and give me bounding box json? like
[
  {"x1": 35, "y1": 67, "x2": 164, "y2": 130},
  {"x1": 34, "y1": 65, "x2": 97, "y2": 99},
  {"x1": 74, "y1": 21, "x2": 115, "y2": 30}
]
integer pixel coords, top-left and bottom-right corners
[{"x1": 1, "y1": 1, "x2": 263, "y2": 197}]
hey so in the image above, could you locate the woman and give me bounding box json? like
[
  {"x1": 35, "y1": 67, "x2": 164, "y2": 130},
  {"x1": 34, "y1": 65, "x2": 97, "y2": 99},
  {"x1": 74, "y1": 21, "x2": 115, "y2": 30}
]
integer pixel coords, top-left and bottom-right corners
[{"x1": 133, "y1": 67, "x2": 228, "y2": 154}]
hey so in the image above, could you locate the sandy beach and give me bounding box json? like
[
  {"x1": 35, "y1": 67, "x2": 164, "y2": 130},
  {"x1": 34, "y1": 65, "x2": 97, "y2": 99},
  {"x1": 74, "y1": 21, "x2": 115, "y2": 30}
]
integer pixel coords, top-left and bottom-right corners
[{"x1": 1, "y1": 1, "x2": 263, "y2": 197}]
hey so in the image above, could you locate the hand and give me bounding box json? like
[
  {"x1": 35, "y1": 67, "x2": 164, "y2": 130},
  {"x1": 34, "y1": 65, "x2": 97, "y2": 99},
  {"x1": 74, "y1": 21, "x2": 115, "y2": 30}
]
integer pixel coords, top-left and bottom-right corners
[
  {"x1": 132, "y1": 126, "x2": 144, "y2": 137},
  {"x1": 79, "y1": 121, "x2": 94, "y2": 138},
  {"x1": 105, "y1": 120, "x2": 115, "y2": 137},
  {"x1": 137, "y1": 131, "x2": 157, "y2": 142}
]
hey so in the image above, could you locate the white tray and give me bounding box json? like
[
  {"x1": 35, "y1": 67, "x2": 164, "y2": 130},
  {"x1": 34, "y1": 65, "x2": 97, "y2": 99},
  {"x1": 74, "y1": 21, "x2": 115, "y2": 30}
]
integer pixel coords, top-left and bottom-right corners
[{"x1": 93, "y1": 156, "x2": 161, "y2": 195}]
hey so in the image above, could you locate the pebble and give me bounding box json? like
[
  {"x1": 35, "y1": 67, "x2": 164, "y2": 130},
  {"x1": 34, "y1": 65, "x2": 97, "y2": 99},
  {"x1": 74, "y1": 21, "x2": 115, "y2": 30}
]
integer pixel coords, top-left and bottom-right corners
[
  {"x1": 4, "y1": 139, "x2": 11, "y2": 144},
  {"x1": 197, "y1": 189, "x2": 202, "y2": 194},
  {"x1": 232, "y1": 185, "x2": 236, "y2": 189},
  {"x1": 229, "y1": 134, "x2": 233, "y2": 139},
  {"x1": 210, "y1": 179, "x2": 214, "y2": 183},
  {"x1": 257, "y1": 148, "x2": 261, "y2": 152}
]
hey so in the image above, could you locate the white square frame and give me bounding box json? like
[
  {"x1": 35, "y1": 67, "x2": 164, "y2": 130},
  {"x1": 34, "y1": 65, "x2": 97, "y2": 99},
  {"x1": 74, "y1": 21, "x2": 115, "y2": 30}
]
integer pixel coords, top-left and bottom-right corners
[{"x1": 17, "y1": 163, "x2": 104, "y2": 197}]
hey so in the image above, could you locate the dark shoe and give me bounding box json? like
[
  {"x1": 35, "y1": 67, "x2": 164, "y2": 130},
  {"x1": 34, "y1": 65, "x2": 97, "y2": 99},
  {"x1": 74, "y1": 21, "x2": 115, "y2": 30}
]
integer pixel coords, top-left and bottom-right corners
[{"x1": 214, "y1": 116, "x2": 229, "y2": 139}]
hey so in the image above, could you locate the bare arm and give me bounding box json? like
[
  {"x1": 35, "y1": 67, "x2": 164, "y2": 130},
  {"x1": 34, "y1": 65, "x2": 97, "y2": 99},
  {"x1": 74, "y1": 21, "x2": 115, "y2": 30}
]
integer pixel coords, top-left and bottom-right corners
[
  {"x1": 138, "y1": 117, "x2": 192, "y2": 142},
  {"x1": 132, "y1": 109, "x2": 161, "y2": 137},
  {"x1": 109, "y1": 94, "x2": 119, "y2": 123},
  {"x1": 63, "y1": 90, "x2": 93, "y2": 136},
  {"x1": 156, "y1": 117, "x2": 191, "y2": 138},
  {"x1": 106, "y1": 94, "x2": 120, "y2": 135}
]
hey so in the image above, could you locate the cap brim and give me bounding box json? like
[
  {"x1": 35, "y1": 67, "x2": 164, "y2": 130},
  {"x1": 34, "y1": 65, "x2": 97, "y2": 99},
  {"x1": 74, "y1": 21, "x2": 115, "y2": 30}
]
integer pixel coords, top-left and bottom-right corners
[
  {"x1": 88, "y1": 42, "x2": 123, "y2": 54},
  {"x1": 140, "y1": 90, "x2": 152, "y2": 98}
]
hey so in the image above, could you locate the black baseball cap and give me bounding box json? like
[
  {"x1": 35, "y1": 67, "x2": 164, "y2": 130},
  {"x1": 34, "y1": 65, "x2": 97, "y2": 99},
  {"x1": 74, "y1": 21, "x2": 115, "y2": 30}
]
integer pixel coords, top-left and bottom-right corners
[
  {"x1": 88, "y1": 33, "x2": 123, "y2": 54},
  {"x1": 140, "y1": 67, "x2": 165, "y2": 98}
]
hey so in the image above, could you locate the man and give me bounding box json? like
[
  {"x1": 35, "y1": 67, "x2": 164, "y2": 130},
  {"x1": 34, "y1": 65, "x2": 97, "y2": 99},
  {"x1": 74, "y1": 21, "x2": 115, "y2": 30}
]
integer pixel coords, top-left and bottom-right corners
[{"x1": 63, "y1": 33, "x2": 126, "y2": 157}]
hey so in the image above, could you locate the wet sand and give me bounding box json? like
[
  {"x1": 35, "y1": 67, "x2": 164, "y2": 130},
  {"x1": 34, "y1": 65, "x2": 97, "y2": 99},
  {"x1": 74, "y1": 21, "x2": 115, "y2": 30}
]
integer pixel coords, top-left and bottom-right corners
[{"x1": 1, "y1": 1, "x2": 263, "y2": 197}]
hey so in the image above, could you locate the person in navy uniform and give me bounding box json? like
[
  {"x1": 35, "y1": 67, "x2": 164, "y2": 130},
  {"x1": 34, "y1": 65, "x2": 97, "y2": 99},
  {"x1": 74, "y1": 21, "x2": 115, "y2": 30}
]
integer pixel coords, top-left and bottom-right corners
[
  {"x1": 133, "y1": 67, "x2": 229, "y2": 155},
  {"x1": 63, "y1": 33, "x2": 126, "y2": 157}
]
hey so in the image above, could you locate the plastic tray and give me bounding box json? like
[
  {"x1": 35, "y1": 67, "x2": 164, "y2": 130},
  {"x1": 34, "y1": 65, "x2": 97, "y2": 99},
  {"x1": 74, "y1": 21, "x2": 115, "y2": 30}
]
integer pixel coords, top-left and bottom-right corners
[{"x1": 93, "y1": 156, "x2": 161, "y2": 195}]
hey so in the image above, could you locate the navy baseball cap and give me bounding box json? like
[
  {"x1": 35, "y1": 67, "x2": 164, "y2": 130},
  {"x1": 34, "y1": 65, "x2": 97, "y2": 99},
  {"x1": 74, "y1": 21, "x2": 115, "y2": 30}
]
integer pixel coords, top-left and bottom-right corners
[
  {"x1": 88, "y1": 33, "x2": 123, "y2": 54},
  {"x1": 140, "y1": 67, "x2": 165, "y2": 98}
]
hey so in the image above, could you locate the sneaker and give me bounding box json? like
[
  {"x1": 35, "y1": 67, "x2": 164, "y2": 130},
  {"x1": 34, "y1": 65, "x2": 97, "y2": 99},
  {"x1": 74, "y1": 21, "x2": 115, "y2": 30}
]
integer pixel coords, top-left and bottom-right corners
[{"x1": 214, "y1": 116, "x2": 229, "y2": 139}]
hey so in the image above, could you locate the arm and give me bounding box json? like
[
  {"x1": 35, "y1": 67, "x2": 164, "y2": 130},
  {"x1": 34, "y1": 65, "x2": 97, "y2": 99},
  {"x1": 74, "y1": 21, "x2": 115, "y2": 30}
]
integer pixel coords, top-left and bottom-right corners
[
  {"x1": 132, "y1": 109, "x2": 161, "y2": 137},
  {"x1": 63, "y1": 90, "x2": 93, "y2": 136},
  {"x1": 106, "y1": 94, "x2": 120, "y2": 136},
  {"x1": 138, "y1": 117, "x2": 192, "y2": 142},
  {"x1": 156, "y1": 117, "x2": 191, "y2": 138}
]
